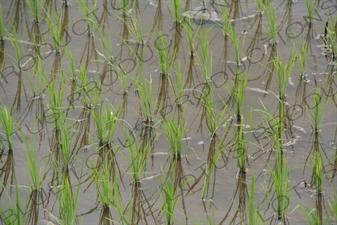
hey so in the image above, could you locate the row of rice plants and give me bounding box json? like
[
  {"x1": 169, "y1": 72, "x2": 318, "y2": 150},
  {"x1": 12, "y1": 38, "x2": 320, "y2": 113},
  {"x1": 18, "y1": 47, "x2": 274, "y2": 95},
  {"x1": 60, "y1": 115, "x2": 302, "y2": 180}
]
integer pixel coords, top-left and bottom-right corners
[{"x1": 221, "y1": 6, "x2": 250, "y2": 173}]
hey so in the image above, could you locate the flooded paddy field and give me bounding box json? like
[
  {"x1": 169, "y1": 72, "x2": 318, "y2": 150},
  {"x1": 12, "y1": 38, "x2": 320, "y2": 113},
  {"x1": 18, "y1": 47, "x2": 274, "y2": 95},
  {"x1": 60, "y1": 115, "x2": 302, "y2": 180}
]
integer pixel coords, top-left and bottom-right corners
[{"x1": 0, "y1": 0, "x2": 337, "y2": 224}]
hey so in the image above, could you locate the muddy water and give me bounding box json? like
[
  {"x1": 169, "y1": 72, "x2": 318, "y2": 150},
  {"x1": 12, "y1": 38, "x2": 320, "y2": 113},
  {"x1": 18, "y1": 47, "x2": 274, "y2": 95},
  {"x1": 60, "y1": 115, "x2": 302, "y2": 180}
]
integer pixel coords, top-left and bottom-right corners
[{"x1": 0, "y1": 0, "x2": 337, "y2": 224}]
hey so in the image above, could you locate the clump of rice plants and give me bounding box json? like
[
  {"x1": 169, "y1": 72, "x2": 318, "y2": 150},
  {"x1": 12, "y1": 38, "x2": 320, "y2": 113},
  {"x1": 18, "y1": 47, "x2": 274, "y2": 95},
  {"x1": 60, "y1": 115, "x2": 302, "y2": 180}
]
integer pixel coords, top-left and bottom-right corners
[
  {"x1": 44, "y1": 7, "x2": 69, "y2": 53},
  {"x1": 110, "y1": 173, "x2": 129, "y2": 225},
  {"x1": 306, "y1": 87, "x2": 331, "y2": 135},
  {"x1": 93, "y1": 100, "x2": 120, "y2": 148},
  {"x1": 273, "y1": 49, "x2": 296, "y2": 135},
  {"x1": 91, "y1": 158, "x2": 115, "y2": 209},
  {"x1": 132, "y1": 76, "x2": 156, "y2": 124},
  {"x1": 95, "y1": 46, "x2": 131, "y2": 96},
  {"x1": 0, "y1": 106, "x2": 16, "y2": 155},
  {"x1": 265, "y1": 1, "x2": 278, "y2": 46},
  {"x1": 54, "y1": 177, "x2": 81, "y2": 225},
  {"x1": 163, "y1": 115, "x2": 188, "y2": 160},
  {"x1": 201, "y1": 130, "x2": 229, "y2": 200},
  {"x1": 5, "y1": 28, "x2": 26, "y2": 71},
  {"x1": 122, "y1": 14, "x2": 148, "y2": 45},
  {"x1": 159, "y1": 163, "x2": 180, "y2": 225},
  {"x1": 19, "y1": 132, "x2": 46, "y2": 225},
  {"x1": 248, "y1": 172, "x2": 266, "y2": 224},
  {"x1": 182, "y1": 17, "x2": 195, "y2": 56},
  {"x1": 255, "y1": 106, "x2": 291, "y2": 222},
  {"x1": 115, "y1": 0, "x2": 131, "y2": 18},
  {"x1": 21, "y1": 132, "x2": 44, "y2": 192},
  {"x1": 25, "y1": 51, "x2": 47, "y2": 98},
  {"x1": 26, "y1": 0, "x2": 42, "y2": 23},
  {"x1": 196, "y1": 26, "x2": 213, "y2": 82},
  {"x1": 304, "y1": 0, "x2": 317, "y2": 27},
  {"x1": 296, "y1": 39, "x2": 309, "y2": 77},
  {"x1": 306, "y1": 88, "x2": 330, "y2": 195},
  {"x1": 235, "y1": 73, "x2": 250, "y2": 172},
  {"x1": 77, "y1": 0, "x2": 99, "y2": 36},
  {"x1": 172, "y1": 0, "x2": 181, "y2": 24},
  {"x1": 267, "y1": 51, "x2": 295, "y2": 221},
  {"x1": 124, "y1": 126, "x2": 151, "y2": 185},
  {"x1": 0, "y1": 178, "x2": 25, "y2": 224},
  {"x1": 155, "y1": 29, "x2": 172, "y2": 77}
]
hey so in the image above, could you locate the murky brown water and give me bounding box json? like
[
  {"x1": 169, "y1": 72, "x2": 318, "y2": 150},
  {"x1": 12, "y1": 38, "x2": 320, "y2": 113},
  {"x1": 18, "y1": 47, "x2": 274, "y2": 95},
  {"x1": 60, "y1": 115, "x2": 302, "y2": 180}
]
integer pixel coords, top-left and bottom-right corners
[{"x1": 0, "y1": 0, "x2": 337, "y2": 224}]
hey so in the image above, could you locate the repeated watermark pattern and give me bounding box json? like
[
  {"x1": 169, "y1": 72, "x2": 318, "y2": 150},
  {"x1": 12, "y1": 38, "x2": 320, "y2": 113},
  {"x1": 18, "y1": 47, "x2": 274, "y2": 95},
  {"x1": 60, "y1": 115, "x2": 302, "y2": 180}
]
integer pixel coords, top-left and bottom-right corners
[{"x1": 1, "y1": 0, "x2": 337, "y2": 223}]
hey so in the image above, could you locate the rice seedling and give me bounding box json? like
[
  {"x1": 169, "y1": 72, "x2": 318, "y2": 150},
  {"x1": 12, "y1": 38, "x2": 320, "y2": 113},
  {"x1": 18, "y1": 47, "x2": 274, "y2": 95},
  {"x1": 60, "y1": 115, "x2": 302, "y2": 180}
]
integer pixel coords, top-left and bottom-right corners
[
  {"x1": 114, "y1": 0, "x2": 130, "y2": 18},
  {"x1": 0, "y1": 178, "x2": 25, "y2": 224},
  {"x1": 93, "y1": 30, "x2": 117, "y2": 90},
  {"x1": 265, "y1": 1, "x2": 278, "y2": 46},
  {"x1": 110, "y1": 173, "x2": 129, "y2": 225},
  {"x1": 44, "y1": 7, "x2": 69, "y2": 53},
  {"x1": 199, "y1": 86, "x2": 218, "y2": 137},
  {"x1": 328, "y1": 187, "x2": 337, "y2": 223},
  {"x1": 273, "y1": 48, "x2": 296, "y2": 132},
  {"x1": 93, "y1": 100, "x2": 120, "y2": 148},
  {"x1": 254, "y1": 0, "x2": 267, "y2": 14},
  {"x1": 25, "y1": 52, "x2": 47, "y2": 99},
  {"x1": 5, "y1": 28, "x2": 27, "y2": 72},
  {"x1": 182, "y1": 17, "x2": 195, "y2": 56},
  {"x1": 267, "y1": 145, "x2": 291, "y2": 222},
  {"x1": 131, "y1": 76, "x2": 156, "y2": 123},
  {"x1": 235, "y1": 73, "x2": 250, "y2": 172},
  {"x1": 255, "y1": 105, "x2": 291, "y2": 221},
  {"x1": 304, "y1": 0, "x2": 316, "y2": 26},
  {"x1": 0, "y1": 106, "x2": 16, "y2": 154},
  {"x1": 0, "y1": 5, "x2": 4, "y2": 41},
  {"x1": 26, "y1": 0, "x2": 41, "y2": 22},
  {"x1": 95, "y1": 49, "x2": 130, "y2": 95},
  {"x1": 213, "y1": 12, "x2": 250, "y2": 170},
  {"x1": 222, "y1": 13, "x2": 240, "y2": 67},
  {"x1": 297, "y1": 205, "x2": 321, "y2": 225},
  {"x1": 163, "y1": 115, "x2": 188, "y2": 159},
  {"x1": 307, "y1": 88, "x2": 330, "y2": 134},
  {"x1": 0, "y1": 140, "x2": 15, "y2": 198},
  {"x1": 306, "y1": 88, "x2": 330, "y2": 196},
  {"x1": 42, "y1": 71, "x2": 66, "y2": 130},
  {"x1": 159, "y1": 164, "x2": 180, "y2": 225},
  {"x1": 21, "y1": 132, "x2": 44, "y2": 192},
  {"x1": 17, "y1": 132, "x2": 47, "y2": 225},
  {"x1": 201, "y1": 133, "x2": 228, "y2": 199},
  {"x1": 91, "y1": 158, "x2": 115, "y2": 209},
  {"x1": 121, "y1": 14, "x2": 148, "y2": 46},
  {"x1": 54, "y1": 176, "x2": 81, "y2": 225},
  {"x1": 313, "y1": 150, "x2": 323, "y2": 195},
  {"x1": 296, "y1": 39, "x2": 308, "y2": 76},
  {"x1": 77, "y1": 0, "x2": 99, "y2": 36},
  {"x1": 78, "y1": 65, "x2": 102, "y2": 107},
  {"x1": 221, "y1": 9, "x2": 248, "y2": 109},
  {"x1": 205, "y1": 201, "x2": 217, "y2": 225},
  {"x1": 3, "y1": 28, "x2": 29, "y2": 111},
  {"x1": 124, "y1": 129, "x2": 150, "y2": 185},
  {"x1": 196, "y1": 26, "x2": 213, "y2": 82},
  {"x1": 172, "y1": 0, "x2": 181, "y2": 24},
  {"x1": 248, "y1": 172, "x2": 266, "y2": 225},
  {"x1": 155, "y1": 29, "x2": 171, "y2": 76}
]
